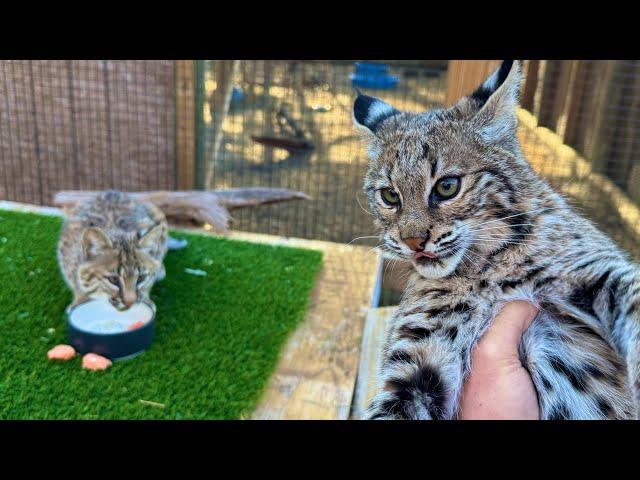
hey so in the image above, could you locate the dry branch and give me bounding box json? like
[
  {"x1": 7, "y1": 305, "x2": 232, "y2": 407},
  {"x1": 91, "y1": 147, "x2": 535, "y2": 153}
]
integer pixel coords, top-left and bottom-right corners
[
  {"x1": 53, "y1": 188, "x2": 310, "y2": 233},
  {"x1": 251, "y1": 136, "x2": 314, "y2": 153}
]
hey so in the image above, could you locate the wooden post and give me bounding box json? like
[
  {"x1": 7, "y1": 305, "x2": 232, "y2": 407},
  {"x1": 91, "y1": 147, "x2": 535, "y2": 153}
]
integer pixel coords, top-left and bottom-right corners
[
  {"x1": 554, "y1": 61, "x2": 579, "y2": 139},
  {"x1": 205, "y1": 60, "x2": 240, "y2": 188},
  {"x1": 175, "y1": 60, "x2": 196, "y2": 190},
  {"x1": 521, "y1": 60, "x2": 540, "y2": 112},
  {"x1": 606, "y1": 61, "x2": 640, "y2": 190},
  {"x1": 537, "y1": 61, "x2": 575, "y2": 132},
  {"x1": 583, "y1": 61, "x2": 619, "y2": 174},
  {"x1": 445, "y1": 60, "x2": 501, "y2": 107}
]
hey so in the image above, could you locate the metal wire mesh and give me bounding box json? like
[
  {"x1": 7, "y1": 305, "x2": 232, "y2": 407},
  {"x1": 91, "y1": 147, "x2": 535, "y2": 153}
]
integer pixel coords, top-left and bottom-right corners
[
  {"x1": 518, "y1": 60, "x2": 640, "y2": 260},
  {"x1": 1, "y1": 60, "x2": 640, "y2": 304},
  {"x1": 0, "y1": 60, "x2": 181, "y2": 205},
  {"x1": 201, "y1": 60, "x2": 448, "y2": 244}
]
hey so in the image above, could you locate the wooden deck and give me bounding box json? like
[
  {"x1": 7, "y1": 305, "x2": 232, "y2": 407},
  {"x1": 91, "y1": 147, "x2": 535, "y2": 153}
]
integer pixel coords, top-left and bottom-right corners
[
  {"x1": 0, "y1": 200, "x2": 382, "y2": 420},
  {"x1": 224, "y1": 231, "x2": 382, "y2": 419},
  {"x1": 350, "y1": 306, "x2": 396, "y2": 420}
]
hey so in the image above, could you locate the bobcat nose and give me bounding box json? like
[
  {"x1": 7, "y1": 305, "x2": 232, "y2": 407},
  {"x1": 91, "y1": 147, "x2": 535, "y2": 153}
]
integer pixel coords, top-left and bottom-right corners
[
  {"x1": 122, "y1": 292, "x2": 137, "y2": 308},
  {"x1": 404, "y1": 236, "x2": 427, "y2": 252}
]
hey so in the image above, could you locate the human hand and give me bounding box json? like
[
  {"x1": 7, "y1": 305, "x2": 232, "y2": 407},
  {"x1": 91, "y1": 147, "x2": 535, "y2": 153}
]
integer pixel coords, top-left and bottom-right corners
[{"x1": 458, "y1": 301, "x2": 540, "y2": 420}]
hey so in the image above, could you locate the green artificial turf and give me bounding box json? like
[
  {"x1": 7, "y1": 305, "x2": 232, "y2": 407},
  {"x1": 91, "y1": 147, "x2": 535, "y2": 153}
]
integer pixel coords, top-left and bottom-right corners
[{"x1": 0, "y1": 210, "x2": 322, "y2": 419}]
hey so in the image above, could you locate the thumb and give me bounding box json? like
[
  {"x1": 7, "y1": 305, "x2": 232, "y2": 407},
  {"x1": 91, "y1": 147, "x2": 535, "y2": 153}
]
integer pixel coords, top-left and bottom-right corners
[{"x1": 474, "y1": 301, "x2": 539, "y2": 363}]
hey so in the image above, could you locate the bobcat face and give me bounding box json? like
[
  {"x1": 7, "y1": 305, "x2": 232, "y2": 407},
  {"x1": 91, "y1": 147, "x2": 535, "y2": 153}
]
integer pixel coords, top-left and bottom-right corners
[
  {"x1": 354, "y1": 61, "x2": 533, "y2": 278},
  {"x1": 77, "y1": 224, "x2": 164, "y2": 310}
]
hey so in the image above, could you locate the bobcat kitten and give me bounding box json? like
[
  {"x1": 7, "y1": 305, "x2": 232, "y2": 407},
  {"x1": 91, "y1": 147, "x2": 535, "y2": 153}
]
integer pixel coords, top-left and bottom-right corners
[
  {"x1": 57, "y1": 190, "x2": 168, "y2": 312},
  {"x1": 354, "y1": 61, "x2": 640, "y2": 419}
]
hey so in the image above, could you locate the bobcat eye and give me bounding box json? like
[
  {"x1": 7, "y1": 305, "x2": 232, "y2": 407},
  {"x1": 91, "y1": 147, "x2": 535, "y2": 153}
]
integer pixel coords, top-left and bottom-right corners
[
  {"x1": 106, "y1": 275, "x2": 120, "y2": 286},
  {"x1": 380, "y1": 188, "x2": 401, "y2": 207},
  {"x1": 434, "y1": 177, "x2": 461, "y2": 200},
  {"x1": 137, "y1": 273, "x2": 147, "y2": 285}
]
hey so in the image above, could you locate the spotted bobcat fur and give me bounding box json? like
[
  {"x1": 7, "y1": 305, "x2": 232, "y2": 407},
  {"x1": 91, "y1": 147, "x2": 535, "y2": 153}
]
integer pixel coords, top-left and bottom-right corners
[
  {"x1": 354, "y1": 60, "x2": 640, "y2": 419},
  {"x1": 57, "y1": 190, "x2": 168, "y2": 312}
]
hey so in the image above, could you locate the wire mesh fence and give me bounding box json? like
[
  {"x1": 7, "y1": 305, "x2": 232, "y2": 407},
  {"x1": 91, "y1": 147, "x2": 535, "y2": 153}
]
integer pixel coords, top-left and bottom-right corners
[
  {"x1": 517, "y1": 60, "x2": 640, "y2": 260},
  {"x1": 0, "y1": 60, "x2": 187, "y2": 205},
  {"x1": 200, "y1": 60, "x2": 448, "y2": 244},
  {"x1": 1, "y1": 60, "x2": 640, "y2": 308}
]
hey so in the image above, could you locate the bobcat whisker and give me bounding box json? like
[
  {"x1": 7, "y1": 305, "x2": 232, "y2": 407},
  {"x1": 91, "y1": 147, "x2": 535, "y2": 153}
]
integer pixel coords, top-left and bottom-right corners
[
  {"x1": 471, "y1": 206, "x2": 559, "y2": 228},
  {"x1": 355, "y1": 192, "x2": 375, "y2": 217},
  {"x1": 347, "y1": 235, "x2": 381, "y2": 246},
  {"x1": 460, "y1": 245, "x2": 497, "y2": 269},
  {"x1": 468, "y1": 223, "x2": 536, "y2": 232}
]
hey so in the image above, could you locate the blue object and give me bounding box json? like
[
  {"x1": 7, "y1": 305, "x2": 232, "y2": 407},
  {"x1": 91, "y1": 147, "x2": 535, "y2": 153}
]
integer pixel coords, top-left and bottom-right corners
[
  {"x1": 230, "y1": 86, "x2": 244, "y2": 105},
  {"x1": 350, "y1": 62, "x2": 398, "y2": 90},
  {"x1": 355, "y1": 62, "x2": 389, "y2": 75}
]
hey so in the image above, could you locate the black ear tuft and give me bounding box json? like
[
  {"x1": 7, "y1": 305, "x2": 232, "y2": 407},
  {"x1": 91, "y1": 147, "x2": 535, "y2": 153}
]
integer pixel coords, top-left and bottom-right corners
[
  {"x1": 353, "y1": 93, "x2": 398, "y2": 134},
  {"x1": 470, "y1": 60, "x2": 515, "y2": 106},
  {"x1": 469, "y1": 60, "x2": 521, "y2": 144}
]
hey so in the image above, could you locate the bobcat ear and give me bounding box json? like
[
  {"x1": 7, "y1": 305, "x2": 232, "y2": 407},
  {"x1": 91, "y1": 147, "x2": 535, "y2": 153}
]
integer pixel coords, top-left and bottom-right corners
[
  {"x1": 138, "y1": 224, "x2": 165, "y2": 250},
  {"x1": 82, "y1": 227, "x2": 112, "y2": 258},
  {"x1": 352, "y1": 93, "x2": 399, "y2": 136},
  {"x1": 469, "y1": 60, "x2": 521, "y2": 144}
]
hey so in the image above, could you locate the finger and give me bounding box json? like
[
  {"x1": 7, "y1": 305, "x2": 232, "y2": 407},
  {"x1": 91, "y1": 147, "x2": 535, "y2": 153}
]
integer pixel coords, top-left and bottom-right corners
[
  {"x1": 473, "y1": 301, "x2": 539, "y2": 362},
  {"x1": 490, "y1": 301, "x2": 539, "y2": 344}
]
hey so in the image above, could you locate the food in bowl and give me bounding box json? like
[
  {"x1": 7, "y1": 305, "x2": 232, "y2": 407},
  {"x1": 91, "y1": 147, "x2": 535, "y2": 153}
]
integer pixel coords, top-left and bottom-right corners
[
  {"x1": 67, "y1": 299, "x2": 156, "y2": 360},
  {"x1": 69, "y1": 300, "x2": 153, "y2": 334}
]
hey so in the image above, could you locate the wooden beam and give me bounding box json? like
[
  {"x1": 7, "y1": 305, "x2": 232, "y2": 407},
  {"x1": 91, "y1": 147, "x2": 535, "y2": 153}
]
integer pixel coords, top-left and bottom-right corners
[
  {"x1": 563, "y1": 61, "x2": 590, "y2": 147},
  {"x1": 445, "y1": 60, "x2": 501, "y2": 107},
  {"x1": 521, "y1": 60, "x2": 540, "y2": 112},
  {"x1": 583, "y1": 61, "x2": 619, "y2": 174},
  {"x1": 351, "y1": 306, "x2": 397, "y2": 419},
  {"x1": 537, "y1": 61, "x2": 574, "y2": 131},
  {"x1": 205, "y1": 60, "x2": 240, "y2": 188},
  {"x1": 175, "y1": 60, "x2": 196, "y2": 190}
]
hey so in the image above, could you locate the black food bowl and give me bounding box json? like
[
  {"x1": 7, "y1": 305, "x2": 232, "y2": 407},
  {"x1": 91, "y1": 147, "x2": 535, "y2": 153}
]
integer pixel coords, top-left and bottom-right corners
[{"x1": 67, "y1": 301, "x2": 155, "y2": 361}]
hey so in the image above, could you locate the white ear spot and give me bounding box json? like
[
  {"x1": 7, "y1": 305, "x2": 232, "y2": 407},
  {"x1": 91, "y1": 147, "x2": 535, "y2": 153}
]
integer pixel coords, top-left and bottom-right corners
[{"x1": 365, "y1": 102, "x2": 396, "y2": 127}]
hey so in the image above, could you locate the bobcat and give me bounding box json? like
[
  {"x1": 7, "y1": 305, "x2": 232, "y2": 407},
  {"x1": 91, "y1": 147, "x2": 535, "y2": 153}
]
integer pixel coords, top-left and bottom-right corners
[
  {"x1": 57, "y1": 190, "x2": 168, "y2": 313},
  {"x1": 354, "y1": 60, "x2": 640, "y2": 419}
]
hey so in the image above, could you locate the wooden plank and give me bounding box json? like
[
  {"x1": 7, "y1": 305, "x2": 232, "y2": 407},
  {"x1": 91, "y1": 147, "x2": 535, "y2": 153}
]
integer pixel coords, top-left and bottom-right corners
[
  {"x1": 445, "y1": 60, "x2": 501, "y2": 107},
  {"x1": 521, "y1": 60, "x2": 540, "y2": 112},
  {"x1": 563, "y1": 61, "x2": 590, "y2": 147},
  {"x1": 549, "y1": 61, "x2": 576, "y2": 137},
  {"x1": 205, "y1": 60, "x2": 240, "y2": 188},
  {"x1": 350, "y1": 306, "x2": 396, "y2": 420},
  {"x1": 582, "y1": 61, "x2": 619, "y2": 174},
  {"x1": 602, "y1": 61, "x2": 640, "y2": 191},
  {"x1": 175, "y1": 60, "x2": 196, "y2": 190},
  {"x1": 537, "y1": 61, "x2": 574, "y2": 131}
]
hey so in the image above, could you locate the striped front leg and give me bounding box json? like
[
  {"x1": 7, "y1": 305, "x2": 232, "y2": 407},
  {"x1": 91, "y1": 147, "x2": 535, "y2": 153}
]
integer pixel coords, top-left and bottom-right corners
[{"x1": 365, "y1": 305, "x2": 475, "y2": 420}]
